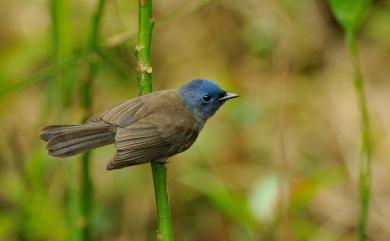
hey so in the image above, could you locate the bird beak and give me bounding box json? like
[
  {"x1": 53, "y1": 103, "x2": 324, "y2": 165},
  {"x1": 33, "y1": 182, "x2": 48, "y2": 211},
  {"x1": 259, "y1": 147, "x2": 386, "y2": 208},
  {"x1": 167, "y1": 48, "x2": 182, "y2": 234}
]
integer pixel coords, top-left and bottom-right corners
[{"x1": 218, "y1": 92, "x2": 240, "y2": 101}]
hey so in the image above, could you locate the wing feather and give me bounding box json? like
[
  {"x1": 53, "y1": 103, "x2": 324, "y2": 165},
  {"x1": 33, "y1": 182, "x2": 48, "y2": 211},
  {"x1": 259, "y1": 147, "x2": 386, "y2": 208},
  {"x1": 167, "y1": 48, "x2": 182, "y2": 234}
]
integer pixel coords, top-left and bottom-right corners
[
  {"x1": 82, "y1": 90, "x2": 202, "y2": 170},
  {"x1": 86, "y1": 99, "x2": 143, "y2": 127},
  {"x1": 107, "y1": 121, "x2": 172, "y2": 170}
]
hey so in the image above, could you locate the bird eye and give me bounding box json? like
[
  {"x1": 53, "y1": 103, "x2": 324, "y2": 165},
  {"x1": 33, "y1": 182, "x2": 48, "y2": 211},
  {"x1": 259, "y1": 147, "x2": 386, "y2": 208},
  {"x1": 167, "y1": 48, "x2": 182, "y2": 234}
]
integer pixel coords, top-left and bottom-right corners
[{"x1": 202, "y1": 95, "x2": 211, "y2": 102}]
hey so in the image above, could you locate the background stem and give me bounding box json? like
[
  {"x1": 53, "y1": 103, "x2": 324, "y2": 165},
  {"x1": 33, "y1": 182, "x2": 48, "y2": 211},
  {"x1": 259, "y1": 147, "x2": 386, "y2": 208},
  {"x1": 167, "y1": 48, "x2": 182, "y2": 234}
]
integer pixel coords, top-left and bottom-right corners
[
  {"x1": 136, "y1": 0, "x2": 174, "y2": 240},
  {"x1": 345, "y1": 32, "x2": 372, "y2": 241},
  {"x1": 50, "y1": 0, "x2": 79, "y2": 240},
  {"x1": 80, "y1": 0, "x2": 106, "y2": 240}
]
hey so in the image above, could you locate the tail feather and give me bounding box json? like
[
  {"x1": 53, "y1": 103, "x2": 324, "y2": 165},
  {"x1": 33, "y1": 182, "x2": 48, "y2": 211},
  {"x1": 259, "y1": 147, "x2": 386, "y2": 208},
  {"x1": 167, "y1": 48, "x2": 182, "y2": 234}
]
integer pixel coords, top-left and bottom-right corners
[
  {"x1": 40, "y1": 124, "x2": 116, "y2": 157},
  {"x1": 40, "y1": 125, "x2": 98, "y2": 141}
]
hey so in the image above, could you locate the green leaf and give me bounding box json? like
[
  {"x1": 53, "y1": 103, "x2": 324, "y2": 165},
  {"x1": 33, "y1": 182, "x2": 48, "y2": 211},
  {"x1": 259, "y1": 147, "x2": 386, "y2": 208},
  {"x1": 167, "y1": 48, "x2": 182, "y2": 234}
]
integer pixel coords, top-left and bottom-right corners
[
  {"x1": 329, "y1": 0, "x2": 372, "y2": 34},
  {"x1": 249, "y1": 174, "x2": 280, "y2": 223}
]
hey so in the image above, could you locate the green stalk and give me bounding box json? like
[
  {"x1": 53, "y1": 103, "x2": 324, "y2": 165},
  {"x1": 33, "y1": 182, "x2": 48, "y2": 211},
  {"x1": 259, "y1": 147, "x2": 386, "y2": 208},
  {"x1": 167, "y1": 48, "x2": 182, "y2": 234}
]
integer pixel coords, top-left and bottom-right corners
[
  {"x1": 345, "y1": 31, "x2": 372, "y2": 241},
  {"x1": 80, "y1": 151, "x2": 92, "y2": 241},
  {"x1": 327, "y1": 1, "x2": 372, "y2": 239},
  {"x1": 50, "y1": 0, "x2": 79, "y2": 240},
  {"x1": 136, "y1": 0, "x2": 154, "y2": 96},
  {"x1": 50, "y1": 0, "x2": 74, "y2": 108},
  {"x1": 135, "y1": 1, "x2": 174, "y2": 240},
  {"x1": 80, "y1": 0, "x2": 106, "y2": 240},
  {"x1": 150, "y1": 164, "x2": 174, "y2": 241}
]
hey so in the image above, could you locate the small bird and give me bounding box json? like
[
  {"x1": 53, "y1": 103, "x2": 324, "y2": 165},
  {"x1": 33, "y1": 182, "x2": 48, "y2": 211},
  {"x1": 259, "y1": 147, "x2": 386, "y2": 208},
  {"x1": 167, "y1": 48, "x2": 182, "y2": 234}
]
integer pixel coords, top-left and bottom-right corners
[{"x1": 40, "y1": 79, "x2": 239, "y2": 170}]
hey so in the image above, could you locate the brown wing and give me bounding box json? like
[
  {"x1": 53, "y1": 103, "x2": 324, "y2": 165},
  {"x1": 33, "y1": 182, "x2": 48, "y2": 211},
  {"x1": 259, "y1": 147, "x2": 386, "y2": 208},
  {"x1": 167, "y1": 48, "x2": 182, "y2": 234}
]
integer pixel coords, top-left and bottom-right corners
[
  {"x1": 86, "y1": 98, "x2": 144, "y2": 127},
  {"x1": 107, "y1": 120, "x2": 172, "y2": 170},
  {"x1": 86, "y1": 90, "x2": 177, "y2": 127},
  {"x1": 107, "y1": 118, "x2": 200, "y2": 170},
  {"x1": 85, "y1": 89, "x2": 202, "y2": 170}
]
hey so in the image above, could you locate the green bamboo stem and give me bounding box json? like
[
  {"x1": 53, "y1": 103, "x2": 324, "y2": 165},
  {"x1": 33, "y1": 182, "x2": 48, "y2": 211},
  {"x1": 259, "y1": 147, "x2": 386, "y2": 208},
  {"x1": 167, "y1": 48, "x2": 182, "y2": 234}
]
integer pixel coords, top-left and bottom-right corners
[
  {"x1": 345, "y1": 32, "x2": 372, "y2": 241},
  {"x1": 136, "y1": 0, "x2": 154, "y2": 96},
  {"x1": 79, "y1": 0, "x2": 106, "y2": 240},
  {"x1": 50, "y1": 0, "x2": 79, "y2": 240},
  {"x1": 135, "y1": 1, "x2": 174, "y2": 240}
]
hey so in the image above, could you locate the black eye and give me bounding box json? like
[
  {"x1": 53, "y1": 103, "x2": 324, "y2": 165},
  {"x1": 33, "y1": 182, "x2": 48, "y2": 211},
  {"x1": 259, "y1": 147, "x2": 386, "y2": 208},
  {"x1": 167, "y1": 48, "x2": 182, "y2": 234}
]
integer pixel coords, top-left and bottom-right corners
[{"x1": 202, "y1": 95, "x2": 211, "y2": 102}]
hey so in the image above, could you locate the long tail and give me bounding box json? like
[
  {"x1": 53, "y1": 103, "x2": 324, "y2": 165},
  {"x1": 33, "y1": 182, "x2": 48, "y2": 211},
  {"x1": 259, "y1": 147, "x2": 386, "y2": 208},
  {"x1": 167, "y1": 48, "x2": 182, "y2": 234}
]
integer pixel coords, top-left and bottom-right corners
[{"x1": 40, "y1": 124, "x2": 116, "y2": 157}]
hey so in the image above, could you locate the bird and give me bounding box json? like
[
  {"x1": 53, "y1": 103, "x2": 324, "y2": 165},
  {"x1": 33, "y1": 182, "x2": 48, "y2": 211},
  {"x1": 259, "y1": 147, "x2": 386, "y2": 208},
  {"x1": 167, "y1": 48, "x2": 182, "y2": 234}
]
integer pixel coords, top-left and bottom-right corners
[{"x1": 40, "y1": 79, "x2": 239, "y2": 170}]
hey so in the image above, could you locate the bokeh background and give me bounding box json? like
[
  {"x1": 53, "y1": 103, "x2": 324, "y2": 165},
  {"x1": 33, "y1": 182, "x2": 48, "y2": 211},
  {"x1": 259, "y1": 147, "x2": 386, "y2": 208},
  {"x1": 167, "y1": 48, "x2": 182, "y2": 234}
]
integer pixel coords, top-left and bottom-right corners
[{"x1": 0, "y1": 0, "x2": 390, "y2": 240}]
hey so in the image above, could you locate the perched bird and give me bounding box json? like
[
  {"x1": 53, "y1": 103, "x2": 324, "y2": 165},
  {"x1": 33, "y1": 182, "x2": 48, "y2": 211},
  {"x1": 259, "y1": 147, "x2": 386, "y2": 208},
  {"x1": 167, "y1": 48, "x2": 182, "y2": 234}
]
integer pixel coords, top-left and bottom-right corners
[{"x1": 40, "y1": 79, "x2": 239, "y2": 170}]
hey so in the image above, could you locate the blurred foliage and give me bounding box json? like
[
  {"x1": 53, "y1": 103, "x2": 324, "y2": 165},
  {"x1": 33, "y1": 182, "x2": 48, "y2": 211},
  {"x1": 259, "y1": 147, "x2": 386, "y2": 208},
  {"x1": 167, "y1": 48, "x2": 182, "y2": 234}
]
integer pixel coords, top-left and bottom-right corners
[
  {"x1": 0, "y1": 0, "x2": 390, "y2": 241},
  {"x1": 329, "y1": 0, "x2": 371, "y2": 34},
  {"x1": 329, "y1": 1, "x2": 373, "y2": 240}
]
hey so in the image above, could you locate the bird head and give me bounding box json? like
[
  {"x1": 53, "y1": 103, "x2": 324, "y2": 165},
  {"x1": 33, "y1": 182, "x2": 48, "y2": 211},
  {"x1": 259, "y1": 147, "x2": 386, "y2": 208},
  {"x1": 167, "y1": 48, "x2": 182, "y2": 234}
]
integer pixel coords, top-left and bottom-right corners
[{"x1": 179, "y1": 79, "x2": 239, "y2": 121}]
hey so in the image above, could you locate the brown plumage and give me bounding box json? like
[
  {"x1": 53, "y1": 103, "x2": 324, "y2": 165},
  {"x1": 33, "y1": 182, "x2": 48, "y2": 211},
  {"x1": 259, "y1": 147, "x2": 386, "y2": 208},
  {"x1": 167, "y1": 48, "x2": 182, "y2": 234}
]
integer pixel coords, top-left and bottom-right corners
[
  {"x1": 40, "y1": 79, "x2": 239, "y2": 170},
  {"x1": 40, "y1": 90, "x2": 202, "y2": 170}
]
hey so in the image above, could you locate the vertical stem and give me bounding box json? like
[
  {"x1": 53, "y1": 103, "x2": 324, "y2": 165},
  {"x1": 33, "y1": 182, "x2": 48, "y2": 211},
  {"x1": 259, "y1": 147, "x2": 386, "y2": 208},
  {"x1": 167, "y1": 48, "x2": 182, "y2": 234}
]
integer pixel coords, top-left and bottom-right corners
[
  {"x1": 345, "y1": 32, "x2": 372, "y2": 241},
  {"x1": 135, "y1": 1, "x2": 174, "y2": 240},
  {"x1": 50, "y1": 0, "x2": 79, "y2": 240},
  {"x1": 151, "y1": 164, "x2": 174, "y2": 241},
  {"x1": 80, "y1": 152, "x2": 92, "y2": 241},
  {"x1": 136, "y1": 0, "x2": 154, "y2": 96},
  {"x1": 80, "y1": 0, "x2": 106, "y2": 240},
  {"x1": 50, "y1": 0, "x2": 74, "y2": 107}
]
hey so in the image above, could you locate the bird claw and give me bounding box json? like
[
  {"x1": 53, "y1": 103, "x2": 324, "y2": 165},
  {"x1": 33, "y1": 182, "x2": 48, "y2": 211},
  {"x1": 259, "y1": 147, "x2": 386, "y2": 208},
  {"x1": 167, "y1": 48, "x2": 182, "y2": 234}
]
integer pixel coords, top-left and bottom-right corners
[{"x1": 155, "y1": 159, "x2": 169, "y2": 165}]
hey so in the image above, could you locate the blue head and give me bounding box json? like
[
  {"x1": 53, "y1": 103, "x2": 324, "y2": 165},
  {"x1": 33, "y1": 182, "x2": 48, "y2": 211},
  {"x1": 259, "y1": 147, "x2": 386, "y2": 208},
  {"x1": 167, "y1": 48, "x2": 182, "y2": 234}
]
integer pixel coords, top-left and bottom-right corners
[{"x1": 179, "y1": 79, "x2": 239, "y2": 120}]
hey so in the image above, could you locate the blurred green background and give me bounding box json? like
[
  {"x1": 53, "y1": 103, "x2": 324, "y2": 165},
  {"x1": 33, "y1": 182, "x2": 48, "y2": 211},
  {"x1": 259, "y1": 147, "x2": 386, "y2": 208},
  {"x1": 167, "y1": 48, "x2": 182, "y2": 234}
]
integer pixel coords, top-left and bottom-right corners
[{"x1": 1, "y1": 0, "x2": 390, "y2": 240}]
